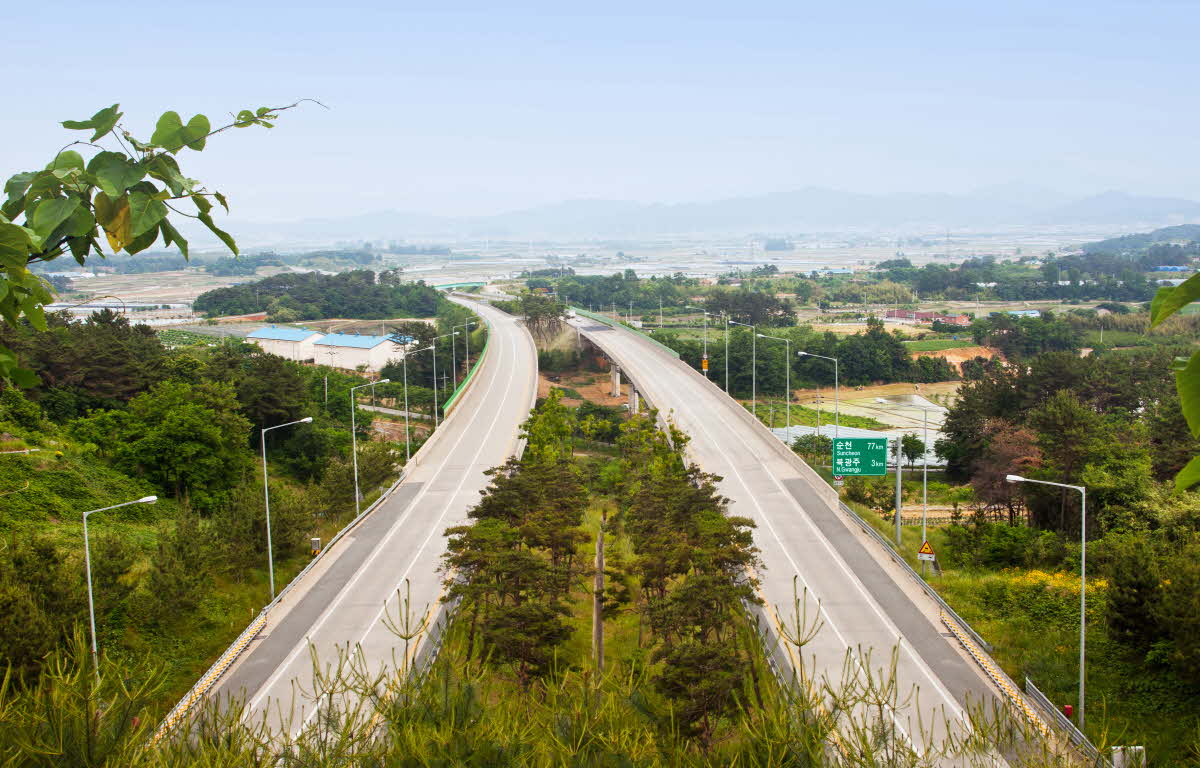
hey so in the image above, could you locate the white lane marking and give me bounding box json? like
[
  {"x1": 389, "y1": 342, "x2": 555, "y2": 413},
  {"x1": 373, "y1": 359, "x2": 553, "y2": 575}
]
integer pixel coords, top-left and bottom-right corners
[
  {"x1": 298, "y1": 305, "x2": 534, "y2": 729},
  {"x1": 247, "y1": 308, "x2": 526, "y2": 721},
  {"x1": 580, "y1": 324, "x2": 974, "y2": 751}
]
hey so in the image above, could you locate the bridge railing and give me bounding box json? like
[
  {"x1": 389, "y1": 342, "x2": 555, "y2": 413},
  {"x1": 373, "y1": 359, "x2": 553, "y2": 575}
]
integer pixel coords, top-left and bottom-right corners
[
  {"x1": 1025, "y1": 677, "x2": 1112, "y2": 767},
  {"x1": 570, "y1": 306, "x2": 681, "y2": 359}
]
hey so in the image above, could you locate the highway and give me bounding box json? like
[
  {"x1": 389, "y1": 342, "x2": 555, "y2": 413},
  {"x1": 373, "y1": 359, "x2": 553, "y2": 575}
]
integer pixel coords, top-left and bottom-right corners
[
  {"x1": 210, "y1": 297, "x2": 538, "y2": 738},
  {"x1": 569, "y1": 316, "x2": 1008, "y2": 764}
]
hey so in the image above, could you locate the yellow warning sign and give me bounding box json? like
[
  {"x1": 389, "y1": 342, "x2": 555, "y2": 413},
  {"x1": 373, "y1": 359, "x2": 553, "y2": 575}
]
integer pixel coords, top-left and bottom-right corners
[
  {"x1": 701, "y1": 357, "x2": 709, "y2": 371},
  {"x1": 918, "y1": 540, "x2": 936, "y2": 562}
]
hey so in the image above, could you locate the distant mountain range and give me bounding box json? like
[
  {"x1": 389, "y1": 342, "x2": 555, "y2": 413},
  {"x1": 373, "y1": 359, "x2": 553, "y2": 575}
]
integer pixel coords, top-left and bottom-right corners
[{"x1": 198, "y1": 187, "x2": 1200, "y2": 246}]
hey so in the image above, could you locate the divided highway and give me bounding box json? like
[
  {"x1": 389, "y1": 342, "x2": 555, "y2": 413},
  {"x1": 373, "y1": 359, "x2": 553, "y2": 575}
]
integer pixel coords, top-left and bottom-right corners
[
  {"x1": 210, "y1": 298, "x2": 537, "y2": 737},
  {"x1": 569, "y1": 316, "x2": 1008, "y2": 763}
]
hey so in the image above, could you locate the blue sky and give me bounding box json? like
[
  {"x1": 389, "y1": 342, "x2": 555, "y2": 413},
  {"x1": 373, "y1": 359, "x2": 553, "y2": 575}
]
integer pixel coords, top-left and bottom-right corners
[{"x1": 4, "y1": 1, "x2": 1197, "y2": 221}]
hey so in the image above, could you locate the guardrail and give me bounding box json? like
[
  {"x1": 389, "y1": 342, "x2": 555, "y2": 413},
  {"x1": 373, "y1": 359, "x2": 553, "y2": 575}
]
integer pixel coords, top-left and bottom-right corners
[
  {"x1": 1025, "y1": 677, "x2": 1111, "y2": 767},
  {"x1": 441, "y1": 327, "x2": 489, "y2": 414},
  {"x1": 570, "y1": 306, "x2": 681, "y2": 360},
  {"x1": 837, "y1": 501, "x2": 993, "y2": 652}
]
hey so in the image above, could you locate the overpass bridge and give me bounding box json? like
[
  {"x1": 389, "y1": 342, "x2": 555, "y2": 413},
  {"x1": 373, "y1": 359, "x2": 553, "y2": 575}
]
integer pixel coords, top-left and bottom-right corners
[
  {"x1": 159, "y1": 298, "x2": 1050, "y2": 762},
  {"x1": 193, "y1": 297, "x2": 537, "y2": 738},
  {"x1": 567, "y1": 313, "x2": 1020, "y2": 764}
]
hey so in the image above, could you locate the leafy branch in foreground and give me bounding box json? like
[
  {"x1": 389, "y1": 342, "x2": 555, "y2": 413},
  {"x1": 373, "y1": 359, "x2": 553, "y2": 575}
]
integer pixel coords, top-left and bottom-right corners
[
  {"x1": 0, "y1": 99, "x2": 318, "y2": 385},
  {"x1": 1149, "y1": 271, "x2": 1200, "y2": 489}
]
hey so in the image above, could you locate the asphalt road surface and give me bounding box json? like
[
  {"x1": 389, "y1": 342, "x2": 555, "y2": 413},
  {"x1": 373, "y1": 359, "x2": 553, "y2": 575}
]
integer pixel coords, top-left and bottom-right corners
[
  {"x1": 211, "y1": 298, "x2": 537, "y2": 739},
  {"x1": 571, "y1": 317, "x2": 1008, "y2": 766}
]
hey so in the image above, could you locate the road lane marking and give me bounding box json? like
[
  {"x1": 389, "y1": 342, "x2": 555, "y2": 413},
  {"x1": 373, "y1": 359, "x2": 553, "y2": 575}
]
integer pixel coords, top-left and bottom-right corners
[{"x1": 247, "y1": 308, "x2": 529, "y2": 727}]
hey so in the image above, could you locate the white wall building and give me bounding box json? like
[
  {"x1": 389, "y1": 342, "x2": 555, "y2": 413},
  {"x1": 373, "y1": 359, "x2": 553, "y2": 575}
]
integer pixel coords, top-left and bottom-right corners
[
  {"x1": 313, "y1": 332, "x2": 408, "y2": 372},
  {"x1": 246, "y1": 326, "x2": 323, "y2": 361}
]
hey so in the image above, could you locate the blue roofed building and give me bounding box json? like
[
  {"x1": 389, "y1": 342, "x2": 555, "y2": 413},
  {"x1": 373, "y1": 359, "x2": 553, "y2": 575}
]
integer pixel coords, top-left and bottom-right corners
[
  {"x1": 313, "y1": 332, "x2": 408, "y2": 371},
  {"x1": 246, "y1": 325, "x2": 323, "y2": 361}
]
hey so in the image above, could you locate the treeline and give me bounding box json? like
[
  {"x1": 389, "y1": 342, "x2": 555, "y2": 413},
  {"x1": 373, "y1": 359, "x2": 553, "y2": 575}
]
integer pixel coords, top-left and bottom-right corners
[
  {"x1": 192, "y1": 269, "x2": 442, "y2": 320},
  {"x1": 655, "y1": 316, "x2": 958, "y2": 398}
]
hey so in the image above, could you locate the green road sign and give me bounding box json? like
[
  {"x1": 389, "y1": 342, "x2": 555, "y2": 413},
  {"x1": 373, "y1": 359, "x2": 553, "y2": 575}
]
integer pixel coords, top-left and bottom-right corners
[{"x1": 831, "y1": 437, "x2": 888, "y2": 476}]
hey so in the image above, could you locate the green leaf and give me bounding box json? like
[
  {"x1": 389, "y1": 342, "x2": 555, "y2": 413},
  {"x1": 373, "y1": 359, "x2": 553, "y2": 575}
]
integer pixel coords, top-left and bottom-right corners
[
  {"x1": 150, "y1": 111, "x2": 210, "y2": 153},
  {"x1": 4, "y1": 172, "x2": 36, "y2": 203},
  {"x1": 20, "y1": 297, "x2": 47, "y2": 331},
  {"x1": 1149, "y1": 272, "x2": 1200, "y2": 327},
  {"x1": 192, "y1": 194, "x2": 213, "y2": 215},
  {"x1": 125, "y1": 226, "x2": 158, "y2": 254},
  {"x1": 1176, "y1": 455, "x2": 1200, "y2": 492},
  {"x1": 159, "y1": 218, "x2": 189, "y2": 259},
  {"x1": 127, "y1": 190, "x2": 168, "y2": 237},
  {"x1": 0, "y1": 223, "x2": 33, "y2": 269},
  {"x1": 86, "y1": 151, "x2": 145, "y2": 198},
  {"x1": 30, "y1": 197, "x2": 81, "y2": 239},
  {"x1": 1176, "y1": 349, "x2": 1200, "y2": 438},
  {"x1": 182, "y1": 114, "x2": 210, "y2": 151},
  {"x1": 46, "y1": 151, "x2": 85, "y2": 172},
  {"x1": 198, "y1": 210, "x2": 238, "y2": 255},
  {"x1": 236, "y1": 109, "x2": 255, "y2": 125},
  {"x1": 61, "y1": 104, "x2": 123, "y2": 141},
  {"x1": 146, "y1": 155, "x2": 191, "y2": 196},
  {"x1": 151, "y1": 111, "x2": 185, "y2": 152},
  {"x1": 214, "y1": 191, "x2": 229, "y2": 212}
]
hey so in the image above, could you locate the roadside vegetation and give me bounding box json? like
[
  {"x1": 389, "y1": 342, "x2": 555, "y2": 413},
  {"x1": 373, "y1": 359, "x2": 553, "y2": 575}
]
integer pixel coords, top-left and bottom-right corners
[{"x1": 0, "y1": 301, "x2": 485, "y2": 707}]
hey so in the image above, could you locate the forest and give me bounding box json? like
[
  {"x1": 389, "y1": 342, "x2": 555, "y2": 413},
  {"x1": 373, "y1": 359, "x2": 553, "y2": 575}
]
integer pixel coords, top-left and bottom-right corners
[{"x1": 192, "y1": 270, "x2": 442, "y2": 320}]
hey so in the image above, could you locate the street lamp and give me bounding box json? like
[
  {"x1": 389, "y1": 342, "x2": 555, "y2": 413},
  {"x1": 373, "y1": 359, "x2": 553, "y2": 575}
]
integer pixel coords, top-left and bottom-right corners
[
  {"x1": 758, "y1": 333, "x2": 791, "y2": 442},
  {"x1": 262, "y1": 416, "x2": 313, "y2": 598},
  {"x1": 452, "y1": 321, "x2": 478, "y2": 388},
  {"x1": 687, "y1": 306, "x2": 710, "y2": 377},
  {"x1": 401, "y1": 345, "x2": 434, "y2": 463},
  {"x1": 83, "y1": 495, "x2": 157, "y2": 677},
  {"x1": 876, "y1": 398, "x2": 936, "y2": 565},
  {"x1": 429, "y1": 331, "x2": 460, "y2": 422},
  {"x1": 729, "y1": 320, "x2": 756, "y2": 416},
  {"x1": 1007, "y1": 474, "x2": 1089, "y2": 730},
  {"x1": 350, "y1": 382, "x2": 389, "y2": 518},
  {"x1": 797, "y1": 351, "x2": 839, "y2": 438}
]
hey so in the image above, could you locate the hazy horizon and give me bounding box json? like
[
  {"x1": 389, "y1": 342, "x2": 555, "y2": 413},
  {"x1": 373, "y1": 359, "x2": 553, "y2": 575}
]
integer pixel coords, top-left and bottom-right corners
[{"x1": 7, "y1": 1, "x2": 1200, "y2": 224}]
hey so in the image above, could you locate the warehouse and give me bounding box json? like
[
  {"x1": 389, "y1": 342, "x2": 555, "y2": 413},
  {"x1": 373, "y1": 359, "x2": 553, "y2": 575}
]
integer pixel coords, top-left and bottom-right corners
[
  {"x1": 245, "y1": 326, "x2": 323, "y2": 361},
  {"x1": 312, "y1": 332, "x2": 408, "y2": 372}
]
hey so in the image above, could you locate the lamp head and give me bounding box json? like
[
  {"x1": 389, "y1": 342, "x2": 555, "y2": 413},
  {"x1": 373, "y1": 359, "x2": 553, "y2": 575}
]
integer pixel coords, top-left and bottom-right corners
[
  {"x1": 138, "y1": 496, "x2": 158, "y2": 504},
  {"x1": 377, "y1": 378, "x2": 391, "y2": 385},
  {"x1": 797, "y1": 351, "x2": 809, "y2": 357},
  {"x1": 299, "y1": 417, "x2": 313, "y2": 424},
  {"x1": 1005, "y1": 474, "x2": 1024, "y2": 484}
]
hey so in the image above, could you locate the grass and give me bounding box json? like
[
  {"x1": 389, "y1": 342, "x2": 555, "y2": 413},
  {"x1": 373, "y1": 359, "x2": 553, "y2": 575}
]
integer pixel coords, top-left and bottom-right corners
[
  {"x1": 155, "y1": 328, "x2": 223, "y2": 348},
  {"x1": 747, "y1": 399, "x2": 892, "y2": 431},
  {"x1": 902, "y1": 339, "x2": 979, "y2": 352}
]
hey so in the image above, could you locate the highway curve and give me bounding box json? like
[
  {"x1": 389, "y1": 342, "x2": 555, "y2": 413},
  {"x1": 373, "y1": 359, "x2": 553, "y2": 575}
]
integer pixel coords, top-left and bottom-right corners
[
  {"x1": 209, "y1": 297, "x2": 537, "y2": 738},
  {"x1": 570, "y1": 315, "x2": 1009, "y2": 764}
]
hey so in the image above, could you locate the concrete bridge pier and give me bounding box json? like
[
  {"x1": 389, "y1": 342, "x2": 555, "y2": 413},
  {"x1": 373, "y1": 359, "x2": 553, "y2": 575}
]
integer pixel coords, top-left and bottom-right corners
[
  {"x1": 630, "y1": 388, "x2": 640, "y2": 413},
  {"x1": 611, "y1": 366, "x2": 621, "y2": 398}
]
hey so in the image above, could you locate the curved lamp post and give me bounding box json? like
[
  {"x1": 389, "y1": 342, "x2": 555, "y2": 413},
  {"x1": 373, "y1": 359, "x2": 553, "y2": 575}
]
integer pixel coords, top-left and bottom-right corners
[
  {"x1": 797, "y1": 351, "x2": 839, "y2": 438},
  {"x1": 1007, "y1": 474, "x2": 1088, "y2": 729},
  {"x1": 349, "y1": 383, "x2": 388, "y2": 518},
  {"x1": 262, "y1": 416, "x2": 313, "y2": 598},
  {"x1": 84, "y1": 495, "x2": 158, "y2": 678},
  {"x1": 757, "y1": 333, "x2": 791, "y2": 441},
  {"x1": 729, "y1": 320, "x2": 756, "y2": 416}
]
